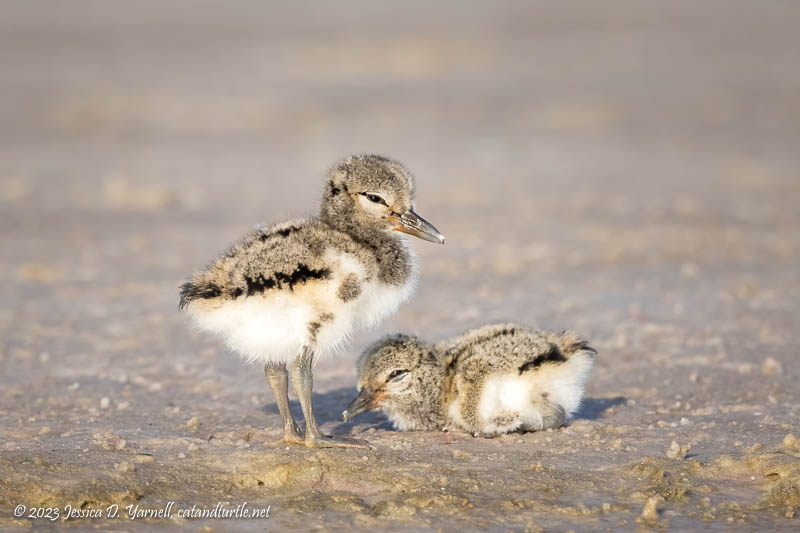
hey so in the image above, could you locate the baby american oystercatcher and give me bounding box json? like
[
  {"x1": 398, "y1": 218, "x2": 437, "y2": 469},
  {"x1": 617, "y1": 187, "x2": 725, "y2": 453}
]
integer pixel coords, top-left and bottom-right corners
[
  {"x1": 343, "y1": 324, "x2": 596, "y2": 437},
  {"x1": 179, "y1": 155, "x2": 444, "y2": 448}
]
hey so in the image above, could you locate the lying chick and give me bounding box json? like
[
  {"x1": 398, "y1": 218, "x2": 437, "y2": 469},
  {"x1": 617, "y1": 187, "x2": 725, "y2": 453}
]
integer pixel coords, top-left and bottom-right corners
[{"x1": 343, "y1": 324, "x2": 596, "y2": 436}]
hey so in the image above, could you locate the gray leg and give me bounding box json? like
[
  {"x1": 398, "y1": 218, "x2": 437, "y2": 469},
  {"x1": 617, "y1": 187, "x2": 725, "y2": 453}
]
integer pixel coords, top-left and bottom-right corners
[
  {"x1": 291, "y1": 347, "x2": 369, "y2": 449},
  {"x1": 264, "y1": 363, "x2": 303, "y2": 445}
]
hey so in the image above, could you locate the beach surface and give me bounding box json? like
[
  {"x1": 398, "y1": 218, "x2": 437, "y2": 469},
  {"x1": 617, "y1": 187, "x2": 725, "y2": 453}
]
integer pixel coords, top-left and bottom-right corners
[{"x1": 1, "y1": 1, "x2": 799, "y2": 530}]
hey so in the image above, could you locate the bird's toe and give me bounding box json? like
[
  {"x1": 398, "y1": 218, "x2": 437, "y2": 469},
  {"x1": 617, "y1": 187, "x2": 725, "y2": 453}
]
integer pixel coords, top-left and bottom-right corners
[{"x1": 283, "y1": 431, "x2": 305, "y2": 446}]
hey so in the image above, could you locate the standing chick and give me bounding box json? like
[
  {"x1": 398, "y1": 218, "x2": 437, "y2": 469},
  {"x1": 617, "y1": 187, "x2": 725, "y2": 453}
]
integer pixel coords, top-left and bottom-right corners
[
  {"x1": 179, "y1": 155, "x2": 444, "y2": 448},
  {"x1": 343, "y1": 324, "x2": 596, "y2": 437}
]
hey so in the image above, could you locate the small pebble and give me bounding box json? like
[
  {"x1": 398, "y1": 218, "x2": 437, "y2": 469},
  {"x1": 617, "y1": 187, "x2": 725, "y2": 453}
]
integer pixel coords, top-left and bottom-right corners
[
  {"x1": 761, "y1": 357, "x2": 782, "y2": 376},
  {"x1": 637, "y1": 496, "x2": 662, "y2": 523},
  {"x1": 116, "y1": 461, "x2": 135, "y2": 473},
  {"x1": 666, "y1": 440, "x2": 690, "y2": 459},
  {"x1": 451, "y1": 449, "x2": 472, "y2": 461},
  {"x1": 94, "y1": 432, "x2": 126, "y2": 450},
  {"x1": 100, "y1": 397, "x2": 110, "y2": 409}
]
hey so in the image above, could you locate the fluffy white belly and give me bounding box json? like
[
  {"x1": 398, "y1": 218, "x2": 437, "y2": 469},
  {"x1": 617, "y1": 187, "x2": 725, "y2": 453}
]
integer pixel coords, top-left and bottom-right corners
[
  {"x1": 477, "y1": 353, "x2": 594, "y2": 433},
  {"x1": 478, "y1": 374, "x2": 543, "y2": 431},
  {"x1": 187, "y1": 251, "x2": 416, "y2": 364},
  {"x1": 188, "y1": 291, "x2": 321, "y2": 363}
]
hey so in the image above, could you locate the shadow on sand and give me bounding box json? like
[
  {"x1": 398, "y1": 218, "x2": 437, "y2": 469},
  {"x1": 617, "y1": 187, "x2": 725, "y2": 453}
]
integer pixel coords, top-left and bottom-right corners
[
  {"x1": 261, "y1": 387, "x2": 394, "y2": 432},
  {"x1": 573, "y1": 396, "x2": 627, "y2": 420},
  {"x1": 262, "y1": 390, "x2": 628, "y2": 434}
]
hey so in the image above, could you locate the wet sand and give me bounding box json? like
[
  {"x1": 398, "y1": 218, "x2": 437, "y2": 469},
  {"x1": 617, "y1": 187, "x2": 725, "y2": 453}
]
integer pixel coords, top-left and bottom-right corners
[{"x1": 1, "y1": 1, "x2": 799, "y2": 530}]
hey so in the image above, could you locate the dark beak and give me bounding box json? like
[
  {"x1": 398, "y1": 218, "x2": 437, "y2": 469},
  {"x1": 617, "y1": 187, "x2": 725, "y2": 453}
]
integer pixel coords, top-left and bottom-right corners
[
  {"x1": 390, "y1": 209, "x2": 445, "y2": 244},
  {"x1": 342, "y1": 388, "x2": 383, "y2": 422}
]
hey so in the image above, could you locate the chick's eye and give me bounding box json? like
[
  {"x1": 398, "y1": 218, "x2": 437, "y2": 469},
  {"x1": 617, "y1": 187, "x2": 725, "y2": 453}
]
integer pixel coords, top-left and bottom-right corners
[
  {"x1": 388, "y1": 369, "x2": 408, "y2": 381},
  {"x1": 363, "y1": 193, "x2": 386, "y2": 205}
]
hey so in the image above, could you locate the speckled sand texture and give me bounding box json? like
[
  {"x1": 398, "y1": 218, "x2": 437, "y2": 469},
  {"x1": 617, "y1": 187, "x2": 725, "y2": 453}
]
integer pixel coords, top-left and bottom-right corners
[{"x1": 1, "y1": 1, "x2": 799, "y2": 531}]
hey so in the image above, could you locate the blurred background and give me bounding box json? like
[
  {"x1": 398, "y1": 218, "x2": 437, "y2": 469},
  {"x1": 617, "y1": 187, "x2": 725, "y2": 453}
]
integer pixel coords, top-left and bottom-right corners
[
  {"x1": 2, "y1": 1, "x2": 799, "y2": 530},
  {"x1": 3, "y1": 0, "x2": 799, "y2": 409}
]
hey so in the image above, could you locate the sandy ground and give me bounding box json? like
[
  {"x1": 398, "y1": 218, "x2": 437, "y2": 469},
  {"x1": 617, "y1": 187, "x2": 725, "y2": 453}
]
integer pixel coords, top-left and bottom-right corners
[{"x1": 1, "y1": 1, "x2": 799, "y2": 531}]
